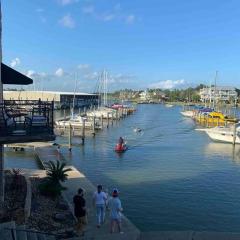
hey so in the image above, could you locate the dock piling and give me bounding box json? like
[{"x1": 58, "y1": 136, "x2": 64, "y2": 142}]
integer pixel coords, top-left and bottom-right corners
[
  {"x1": 64, "y1": 109, "x2": 66, "y2": 121},
  {"x1": 107, "y1": 112, "x2": 110, "y2": 128},
  {"x1": 82, "y1": 119, "x2": 85, "y2": 145},
  {"x1": 69, "y1": 124, "x2": 72, "y2": 151},
  {"x1": 92, "y1": 116, "x2": 96, "y2": 136},
  {"x1": 233, "y1": 123, "x2": 237, "y2": 145},
  {"x1": 101, "y1": 115, "x2": 104, "y2": 129}
]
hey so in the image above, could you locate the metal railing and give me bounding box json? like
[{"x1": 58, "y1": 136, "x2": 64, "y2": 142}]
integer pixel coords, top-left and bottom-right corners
[{"x1": 0, "y1": 100, "x2": 54, "y2": 137}]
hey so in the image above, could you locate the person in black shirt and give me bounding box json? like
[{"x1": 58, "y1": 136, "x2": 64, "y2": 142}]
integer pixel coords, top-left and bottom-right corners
[{"x1": 73, "y1": 188, "x2": 87, "y2": 235}]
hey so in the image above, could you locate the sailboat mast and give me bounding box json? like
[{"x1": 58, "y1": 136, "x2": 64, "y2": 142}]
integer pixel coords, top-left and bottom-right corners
[
  {"x1": 72, "y1": 74, "x2": 78, "y2": 118},
  {"x1": 213, "y1": 70, "x2": 218, "y2": 109}
]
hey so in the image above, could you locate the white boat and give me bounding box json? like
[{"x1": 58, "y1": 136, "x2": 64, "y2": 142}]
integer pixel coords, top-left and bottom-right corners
[
  {"x1": 180, "y1": 110, "x2": 194, "y2": 118},
  {"x1": 87, "y1": 107, "x2": 117, "y2": 119},
  {"x1": 165, "y1": 104, "x2": 174, "y2": 108},
  {"x1": 204, "y1": 124, "x2": 240, "y2": 144},
  {"x1": 55, "y1": 115, "x2": 101, "y2": 129}
]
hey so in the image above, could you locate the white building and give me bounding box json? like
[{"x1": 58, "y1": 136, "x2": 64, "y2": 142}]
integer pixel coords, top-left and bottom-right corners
[
  {"x1": 199, "y1": 86, "x2": 238, "y2": 103},
  {"x1": 139, "y1": 90, "x2": 151, "y2": 101}
]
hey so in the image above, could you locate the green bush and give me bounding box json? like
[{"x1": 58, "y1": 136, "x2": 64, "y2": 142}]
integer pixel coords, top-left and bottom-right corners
[
  {"x1": 38, "y1": 160, "x2": 72, "y2": 198},
  {"x1": 38, "y1": 180, "x2": 66, "y2": 198},
  {"x1": 46, "y1": 160, "x2": 72, "y2": 183}
]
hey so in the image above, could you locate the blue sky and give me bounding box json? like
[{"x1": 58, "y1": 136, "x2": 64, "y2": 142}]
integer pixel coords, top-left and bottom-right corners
[{"x1": 2, "y1": 0, "x2": 240, "y2": 92}]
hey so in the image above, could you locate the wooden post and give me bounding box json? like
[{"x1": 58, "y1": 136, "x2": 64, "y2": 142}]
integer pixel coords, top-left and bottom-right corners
[
  {"x1": 82, "y1": 119, "x2": 85, "y2": 145},
  {"x1": 107, "y1": 112, "x2": 110, "y2": 128},
  {"x1": 233, "y1": 123, "x2": 237, "y2": 145},
  {"x1": 101, "y1": 114, "x2": 104, "y2": 129},
  {"x1": 116, "y1": 110, "x2": 119, "y2": 120},
  {"x1": 69, "y1": 124, "x2": 72, "y2": 151},
  {"x1": 78, "y1": 107, "x2": 81, "y2": 115},
  {"x1": 111, "y1": 112, "x2": 114, "y2": 125},
  {"x1": 92, "y1": 116, "x2": 96, "y2": 136},
  {"x1": 64, "y1": 109, "x2": 66, "y2": 121}
]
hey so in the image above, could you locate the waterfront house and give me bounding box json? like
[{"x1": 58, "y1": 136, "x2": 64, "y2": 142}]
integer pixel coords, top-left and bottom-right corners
[
  {"x1": 199, "y1": 86, "x2": 238, "y2": 103},
  {"x1": 139, "y1": 90, "x2": 151, "y2": 101}
]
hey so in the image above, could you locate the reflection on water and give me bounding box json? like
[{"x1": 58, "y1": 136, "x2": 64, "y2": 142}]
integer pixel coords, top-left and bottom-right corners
[
  {"x1": 205, "y1": 142, "x2": 240, "y2": 163},
  {"x1": 5, "y1": 105, "x2": 240, "y2": 232}
]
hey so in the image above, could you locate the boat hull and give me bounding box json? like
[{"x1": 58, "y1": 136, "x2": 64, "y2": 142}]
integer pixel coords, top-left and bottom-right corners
[
  {"x1": 181, "y1": 111, "x2": 194, "y2": 117},
  {"x1": 205, "y1": 128, "x2": 240, "y2": 144}
]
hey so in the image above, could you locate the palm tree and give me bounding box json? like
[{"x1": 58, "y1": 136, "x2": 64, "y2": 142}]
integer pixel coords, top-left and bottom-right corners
[{"x1": 45, "y1": 160, "x2": 72, "y2": 184}]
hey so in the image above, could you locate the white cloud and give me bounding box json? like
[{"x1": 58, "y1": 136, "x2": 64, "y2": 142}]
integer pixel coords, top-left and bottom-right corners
[
  {"x1": 59, "y1": 14, "x2": 75, "y2": 28},
  {"x1": 82, "y1": 5, "x2": 94, "y2": 14},
  {"x1": 10, "y1": 58, "x2": 21, "y2": 68},
  {"x1": 102, "y1": 14, "x2": 115, "y2": 22},
  {"x1": 55, "y1": 68, "x2": 64, "y2": 77},
  {"x1": 60, "y1": 0, "x2": 78, "y2": 6},
  {"x1": 149, "y1": 79, "x2": 186, "y2": 89},
  {"x1": 109, "y1": 73, "x2": 136, "y2": 83},
  {"x1": 78, "y1": 64, "x2": 90, "y2": 69},
  {"x1": 26, "y1": 70, "x2": 36, "y2": 78},
  {"x1": 84, "y1": 71, "x2": 98, "y2": 80},
  {"x1": 125, "y1": 14, "x2": 135, "y2": 24}
]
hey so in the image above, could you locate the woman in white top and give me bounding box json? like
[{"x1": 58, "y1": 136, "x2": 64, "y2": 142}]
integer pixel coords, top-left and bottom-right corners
[{"x1": 92, "y1": 185, "x2": 108, "y2": 227}]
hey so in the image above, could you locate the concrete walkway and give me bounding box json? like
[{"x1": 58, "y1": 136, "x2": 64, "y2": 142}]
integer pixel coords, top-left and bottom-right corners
[{"x1": 62, "y1": 166, "x2": 141, "y2": 240}]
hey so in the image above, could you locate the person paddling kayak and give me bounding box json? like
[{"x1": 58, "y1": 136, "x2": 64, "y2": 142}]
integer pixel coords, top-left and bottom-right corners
[{"x1": 115, "y1": 137, "x2": 127, "y2": 152}]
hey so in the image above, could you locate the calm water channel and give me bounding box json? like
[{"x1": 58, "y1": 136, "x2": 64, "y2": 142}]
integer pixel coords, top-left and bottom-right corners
[{"x1": 5, "y1": 104, "x2": 240, "y2": 232}]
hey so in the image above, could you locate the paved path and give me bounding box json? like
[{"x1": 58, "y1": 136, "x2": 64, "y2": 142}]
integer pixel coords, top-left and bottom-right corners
[{"x1": 62, "y1": 166, "x2": 141, "y2": 240}]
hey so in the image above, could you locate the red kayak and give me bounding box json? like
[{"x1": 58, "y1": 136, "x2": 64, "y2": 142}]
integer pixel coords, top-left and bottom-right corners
[{"x1": 115, "y1": 143, "x2": 127, "y2": 153}]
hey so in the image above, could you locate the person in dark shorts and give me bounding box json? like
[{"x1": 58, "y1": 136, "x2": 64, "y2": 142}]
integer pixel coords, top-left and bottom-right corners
[{"x1": 73, "y1": 188, "x2": 87, "y2": 235}]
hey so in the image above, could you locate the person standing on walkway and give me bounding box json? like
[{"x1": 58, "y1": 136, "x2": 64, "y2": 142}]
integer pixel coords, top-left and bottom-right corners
[
  {"x1": 73, "y1": 188, "x2": 87, "y2": 236},
  {"x1": 108, "y1": 188, "x2": 123, "y2": 234},
  {"x1": 93, "y1": 184, "x2": 108, "y2": 228}
]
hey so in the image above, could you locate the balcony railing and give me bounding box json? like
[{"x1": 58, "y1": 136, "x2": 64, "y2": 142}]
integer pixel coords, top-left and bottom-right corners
[{"x1": 0, "y1": 100, "x2": 55, "y2": 144}]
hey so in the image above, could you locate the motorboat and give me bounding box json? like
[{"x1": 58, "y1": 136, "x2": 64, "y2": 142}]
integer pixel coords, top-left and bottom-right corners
[
  {"x1": 180, "y1": 110, "x2": 194, "y2": 118},
  {"x1": 195, "y1": 111, "x2": 237, "y2": 125},
  {"x1": 165, "y1": 104, "x2": 174, "y2": 108},
  {"x1": 204, "y1": 123, "x2": 240, "y2": 144}
]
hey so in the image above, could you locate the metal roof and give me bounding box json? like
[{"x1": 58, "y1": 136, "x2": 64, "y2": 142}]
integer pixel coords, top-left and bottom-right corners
[
  {"x1": 4, "y1": 90, "x2": 98, "y2": 96},
  {"x1": 2, "y1": 63, "x2": 33, "y2": 85}
]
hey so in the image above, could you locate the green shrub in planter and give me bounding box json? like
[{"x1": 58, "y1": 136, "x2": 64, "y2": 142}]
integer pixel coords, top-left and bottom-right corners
[
  {"x1": 38, "y1": 160, "x2": 72, "y2": 198},
  {"x1": 39, "y1": 180, "x2": 66, "y2": 198}
]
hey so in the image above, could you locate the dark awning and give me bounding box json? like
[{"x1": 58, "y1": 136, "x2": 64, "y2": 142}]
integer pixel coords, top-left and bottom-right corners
[{"x1": 1, "y1": 63, "x2": 33, "y2": 85}]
